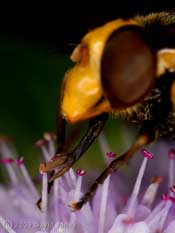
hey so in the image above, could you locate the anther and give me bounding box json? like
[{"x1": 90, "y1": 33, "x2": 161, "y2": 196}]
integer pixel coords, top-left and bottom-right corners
[
  {"x1": 161, "y1": 193, "x2": 175, "y2": 203},
  {"x1": 39, "y1": 163, "x2": 47, "y2": 174},
  {"x1": 76, "y1": 169, "x2": 86, "y2": 176},
  {"x1": 0, "y1": 158, "x2": 14, "y2": 164},
  {"x1": 43, "y1": 132, "x2": 56, "y2": 141},
  {"x1": 35, "y1": 139, "x2": 47, "y2": 148},
  {"x1": 168, "y1": 149, "x2": 175, "y2": 160},
  {"x1": 151, "y1": 176, "x2": 162, "y2": 184},
  {"x1": 16, "y1": 157, "x2": 24, "y2": 166},
  {"x1": 106, "y1": 151, "x2": 117, "y2": 158},
  {"x1": 141, "y1": 149, "x2": 154, "y2": 159},
  {"x1": 162, "y1": 194, "x2": 171, "y2": 201}
]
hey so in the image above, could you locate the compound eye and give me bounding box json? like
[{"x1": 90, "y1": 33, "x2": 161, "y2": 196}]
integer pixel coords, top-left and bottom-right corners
[{"x1": 101, "y1": 25, "x2": 157, "y2": 108}]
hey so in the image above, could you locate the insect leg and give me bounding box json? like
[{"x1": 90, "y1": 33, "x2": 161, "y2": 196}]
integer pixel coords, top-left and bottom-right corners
[
  {"x1": 39, "y1": 113, "x2": 108, "y2": 181},
  {"x1": 56, "y1": 108, "x2": 66, "y2": 152},
  {"x1": 70, "y1": 127, "x2": 156, "y2": 210},
  {"x1": 37, "y1": 113, "x2": 67, "y2": 210}
]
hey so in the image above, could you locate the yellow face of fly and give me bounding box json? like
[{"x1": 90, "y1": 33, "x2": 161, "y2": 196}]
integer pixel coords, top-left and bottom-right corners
[{"x1": 61, "y1": 19, "x2": 138, "y2": 123}]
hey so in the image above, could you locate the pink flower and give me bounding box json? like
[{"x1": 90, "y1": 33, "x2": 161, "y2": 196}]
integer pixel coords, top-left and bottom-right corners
[{"x1": 0, "y1": 134, "x2": 174, "y2": 233}]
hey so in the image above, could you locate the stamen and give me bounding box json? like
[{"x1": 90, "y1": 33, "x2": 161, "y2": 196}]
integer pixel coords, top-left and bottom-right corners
[
  {"x1": 17, "y1": 157, "x2": 39, "y2": 200},
  {"x1": 0, "y1": 215, "x2": 16, "y2": 233},
  {"x1": 162, "y1": 193, "x2": 175, "y2": 204},
  {"x1": 5, "y1": 164, "x2": 18, "y2": 186},
  {"x1": 69, "y1": 168, "x2": 76, "y2": 183},
  {"x1": 108, "y1": 214, "x2": 145, "y2": 233},
  {"x1": 146, "y1": 192, "x2": 174, "y2": 229},
  {"x1": 98, "y1": 131, "x2": 117, "y2": 169},
  {"x1": 69, "y1": 169, "x2": 86, "y2": 210},
  {"x1": 162, "y1": 194, "x2": 171, "y2": 201},
  {"x1": 63, "y1": 168, "x2": 77, "y2": 189},
  {"x1": 43, "y1": 132, "x2": 56, "y2": 141},
  {"x1": 41, "y1": 172, "x2": 48, "y2": 227},
  {"x1": 76, "y1": 169, "x2": 86, "y2": 176},
  {"x1": 69, "y1": 169, "x2": 86, "y2": 232},
  {"x1": 170, "y1": 197, "x2": 175, "y2": 204},
  {"x1": 53, "y1": 179, "x2": 59, "y2": 221},
  {"x1": 64, "y1": 171, "x2": 75, "y2": 189},
  {"x1": 35, "y1": 139, "x2": 50, "y2": 161},
  {"x1": 105, "y1": 151, "x2": 117, "y2": 167},
  {"x1": 0, "y1": 142, "x2": 18, "y2": 186},
  {"x1": 141, "y1": 176, "x2": 162, "y2": 207},
  {"x1": 106, "y1": 152, "x2": 117, "y2": 158},
  {"x1": 147, "y1": 201, "x2": 172, "y2": 232},
  {"x1": 141, "y1": 149, "x2": 154, "y2": 159},
  {"x1": 16, "y1": 157, "x2": 23, "y2": 166},
  {"x1": 168, "y1": 149, "x2": 175, "y2": 195},
  {"x1": 43, "y1": 132, "x2": 56, "y2": 158},
  {"x1": 39, "y1": 163, "x2": 47, "y2": 174},
  {"x1": 168, "y1": 148, "x2": 175, "y2": 159},
  {"x1": 0, "y1": 158, "x2": 14, "y2": 164},
  {"x1": 35, "y1": 139, "x2": 46, "y2": 147},
  {"x1": 164, "y1": 220, "x2": 175, "y2": 233},
  {"x1": 74, "y1": 170, "x2": 85, "y2": 200},
  {"x1": 127, "y1": 150, "x2": 154, "y2": 217},
  {"x1": 98, "y1": 175, "x2": 111, "y2": 233},
  {"x1": 98, "y1": 132, "x2": 110, "y2": 162}
]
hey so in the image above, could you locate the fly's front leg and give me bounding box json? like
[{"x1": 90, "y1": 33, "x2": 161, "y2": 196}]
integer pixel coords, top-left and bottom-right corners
[
  {"x1": 56, "y1": 110, "x2": 66, "y2": 152},
  {"x1": 70, "y1": 124, "x2": 156, "y2": 210},
  {"x1": 37, "y1": 114, "x2": 66, "y2": 210},
  {"x1": 39, "y1": 113, "x2": 108, "y2": 181}
]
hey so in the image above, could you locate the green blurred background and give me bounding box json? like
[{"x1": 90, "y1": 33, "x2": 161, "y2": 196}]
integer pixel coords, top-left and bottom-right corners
[
  {"x1": 0, "y1": 36, "x2": 132, "y2": 177},
  {"x1": 0, "y1": 1, "x2": 174, "y2": 178}
]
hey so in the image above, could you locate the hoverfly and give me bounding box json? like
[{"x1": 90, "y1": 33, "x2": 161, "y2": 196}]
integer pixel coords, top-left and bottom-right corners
[{"x1": 40, "y1": 12, "x2": 175, "y2": 210}]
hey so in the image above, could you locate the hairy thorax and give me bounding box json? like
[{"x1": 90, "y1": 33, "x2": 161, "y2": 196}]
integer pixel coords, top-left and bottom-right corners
[{"x1": 117, "y1": 72, "x2": 175, "y2": 140}]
